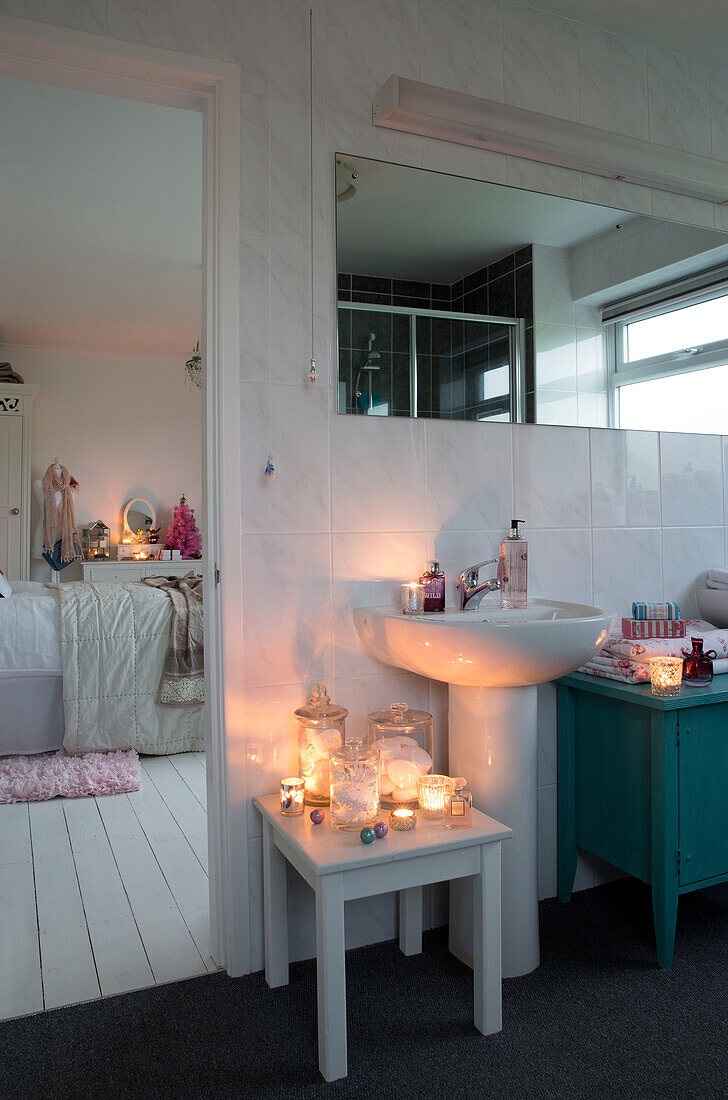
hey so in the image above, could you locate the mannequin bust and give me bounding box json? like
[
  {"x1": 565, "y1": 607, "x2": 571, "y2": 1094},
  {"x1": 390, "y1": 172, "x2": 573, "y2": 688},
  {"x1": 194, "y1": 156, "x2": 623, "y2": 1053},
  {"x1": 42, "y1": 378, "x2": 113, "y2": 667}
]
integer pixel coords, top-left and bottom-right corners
[{"x1": 32, "y1": 456, "x2": 77, "y2": 560}]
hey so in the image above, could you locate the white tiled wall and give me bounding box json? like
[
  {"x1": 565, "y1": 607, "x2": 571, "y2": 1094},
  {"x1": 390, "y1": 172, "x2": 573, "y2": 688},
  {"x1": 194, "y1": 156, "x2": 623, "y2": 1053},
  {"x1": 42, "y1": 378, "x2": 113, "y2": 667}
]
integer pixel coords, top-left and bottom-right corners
[{"x1": 11, "y1": 0, "x2": 728, "y2": 970}]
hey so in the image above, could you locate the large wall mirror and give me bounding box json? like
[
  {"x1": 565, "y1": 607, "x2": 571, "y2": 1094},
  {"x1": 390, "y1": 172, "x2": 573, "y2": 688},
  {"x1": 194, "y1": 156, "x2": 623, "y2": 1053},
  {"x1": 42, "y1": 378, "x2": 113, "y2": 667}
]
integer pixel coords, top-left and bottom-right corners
[{"x1": 336, "y1": 153, "x2": 728, "y2": 434}]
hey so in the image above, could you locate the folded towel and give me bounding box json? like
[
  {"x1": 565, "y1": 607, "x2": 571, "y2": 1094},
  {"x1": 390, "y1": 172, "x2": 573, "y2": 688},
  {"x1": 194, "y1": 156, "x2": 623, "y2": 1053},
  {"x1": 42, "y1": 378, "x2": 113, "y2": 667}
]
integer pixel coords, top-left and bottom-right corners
[
  {"x1": 707, "y1": 567, "x2": 728, "y2": 586},
  {"x1": 607, "y1": 627, "x2": 728, "y2": 662},
  {"x1": 706, "y1": 579, "x2": 728, "y2": 590},
  {"x1": 632, "y1": 601, "x2": 680, "y2": 620},
  {"x1": 580, "y1": 657, "x2": 728, "y2": 683}
]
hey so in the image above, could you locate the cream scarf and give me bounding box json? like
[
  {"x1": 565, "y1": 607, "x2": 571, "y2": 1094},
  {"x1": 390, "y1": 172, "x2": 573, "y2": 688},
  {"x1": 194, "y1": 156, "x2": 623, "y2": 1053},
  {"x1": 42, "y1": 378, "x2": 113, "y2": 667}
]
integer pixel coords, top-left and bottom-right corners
[{"x1": 42, "y1": 464, "x2": 80, "y2": 563}]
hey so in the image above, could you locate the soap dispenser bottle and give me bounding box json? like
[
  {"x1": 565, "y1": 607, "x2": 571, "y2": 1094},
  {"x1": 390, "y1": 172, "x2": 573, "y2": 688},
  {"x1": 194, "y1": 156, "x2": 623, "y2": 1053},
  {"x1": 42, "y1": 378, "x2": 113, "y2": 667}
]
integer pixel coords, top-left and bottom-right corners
[{"x1": 498, "y1": 519, "x2": 527, "y2": 609}]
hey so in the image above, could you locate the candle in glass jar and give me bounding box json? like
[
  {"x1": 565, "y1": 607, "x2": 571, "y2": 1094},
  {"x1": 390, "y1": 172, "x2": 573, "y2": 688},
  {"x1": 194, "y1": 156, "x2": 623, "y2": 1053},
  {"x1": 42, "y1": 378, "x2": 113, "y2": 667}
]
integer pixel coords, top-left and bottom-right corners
[
  {"x1": 649, "y1": 656, "x2": 683, "y2": 697},
  {"x1": 417, "y1": 774, "x2": 452, "y2": 819},
  {"x1": 280, "y1": 777, "x2": 305, "y2": 815},
  {"x1": 401, "y1": 583, "x2": 425, "y2": 615}
]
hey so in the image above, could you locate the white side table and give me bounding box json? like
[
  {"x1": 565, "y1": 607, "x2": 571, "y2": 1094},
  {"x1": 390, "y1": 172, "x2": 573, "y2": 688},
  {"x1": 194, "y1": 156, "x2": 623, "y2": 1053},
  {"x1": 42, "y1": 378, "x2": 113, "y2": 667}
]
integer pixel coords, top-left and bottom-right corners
[{"x1": 254, "y1": 794, "x2": 512, "y2": 1082}]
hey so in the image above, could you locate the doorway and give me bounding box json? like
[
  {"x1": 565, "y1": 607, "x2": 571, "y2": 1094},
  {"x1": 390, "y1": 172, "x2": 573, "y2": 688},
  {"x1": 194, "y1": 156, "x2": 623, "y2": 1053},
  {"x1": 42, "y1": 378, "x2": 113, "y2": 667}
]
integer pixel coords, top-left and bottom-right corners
[{"x1": 0, "y1": 18, "x2": 247, "y2": 1016}]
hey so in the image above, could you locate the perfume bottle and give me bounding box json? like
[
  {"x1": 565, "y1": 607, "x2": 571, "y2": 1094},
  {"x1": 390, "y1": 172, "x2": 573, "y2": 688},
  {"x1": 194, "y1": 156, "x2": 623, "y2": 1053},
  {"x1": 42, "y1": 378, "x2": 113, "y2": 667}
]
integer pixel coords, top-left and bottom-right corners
[
  {"x1": 498, "y1": 520, "x2": 527, "y2": 609},
  {"x1": 682, "y1": 637, "x2": 716, "y2": 686},
  {"x1": 420, "y1": 560, "x2": 445, "y2": 612},
  {"x1": 445, "y1": 777, "x2": 472, "y2": 828}
]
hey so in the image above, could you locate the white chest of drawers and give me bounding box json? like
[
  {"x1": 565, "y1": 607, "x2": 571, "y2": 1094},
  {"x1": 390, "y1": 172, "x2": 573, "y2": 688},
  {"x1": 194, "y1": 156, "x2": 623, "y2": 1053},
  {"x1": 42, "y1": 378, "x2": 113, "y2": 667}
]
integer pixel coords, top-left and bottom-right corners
[{"x1": 81, "y1": 559, "x2": 204, "y2": 582}]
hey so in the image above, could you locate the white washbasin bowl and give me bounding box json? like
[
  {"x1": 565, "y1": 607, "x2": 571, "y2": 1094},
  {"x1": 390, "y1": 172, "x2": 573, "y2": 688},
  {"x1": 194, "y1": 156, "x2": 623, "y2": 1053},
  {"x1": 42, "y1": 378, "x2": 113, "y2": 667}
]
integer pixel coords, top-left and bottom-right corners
[
  {"x1": 353, "y1": 599, "x2": 616, "y2": 688},
  {"x1": 695, "y1": 588, "x2": 728, "y2": 627}
]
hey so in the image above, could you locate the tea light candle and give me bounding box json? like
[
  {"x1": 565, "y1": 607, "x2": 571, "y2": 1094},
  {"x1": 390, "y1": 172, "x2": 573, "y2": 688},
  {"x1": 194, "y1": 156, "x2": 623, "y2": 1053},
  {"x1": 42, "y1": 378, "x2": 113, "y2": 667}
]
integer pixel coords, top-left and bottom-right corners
[
  {"x1": 417, "y1": 774, "x2": 452, "y2": 819},
  {"x1": 389, "y1": 806, "x2": 417, "y2": 831},
  {"x1": 401, "y1": 583, "x2": 425, "y2": 615},
  {"x1": 280, "y1": 777, "x2": 305, "y2": 815},
  {"x1": 649, "y1": 656, "x2": 683, "y2": 697}
]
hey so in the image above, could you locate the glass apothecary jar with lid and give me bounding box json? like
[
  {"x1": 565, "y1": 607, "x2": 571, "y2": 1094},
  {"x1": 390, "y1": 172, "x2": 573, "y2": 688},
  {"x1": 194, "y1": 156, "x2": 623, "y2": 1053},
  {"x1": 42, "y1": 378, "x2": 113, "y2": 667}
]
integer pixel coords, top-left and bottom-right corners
[
  {"x1": 329, "y1": 739, "x2": 380, "y2": 831},
  {"x1": 366, "y1": 702, "x2": 434, "y2": 808},
  {"x1": 295, "y1": 683, "x2": 348, "y2": 805}
]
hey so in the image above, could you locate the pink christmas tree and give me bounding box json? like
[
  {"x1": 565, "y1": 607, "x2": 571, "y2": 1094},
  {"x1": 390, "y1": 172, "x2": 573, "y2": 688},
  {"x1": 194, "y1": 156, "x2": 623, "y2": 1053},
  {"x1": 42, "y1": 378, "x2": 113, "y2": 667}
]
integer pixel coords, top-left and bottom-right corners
[{"x1": 165, "y1": 495, "x2": 202, "y2": 559}]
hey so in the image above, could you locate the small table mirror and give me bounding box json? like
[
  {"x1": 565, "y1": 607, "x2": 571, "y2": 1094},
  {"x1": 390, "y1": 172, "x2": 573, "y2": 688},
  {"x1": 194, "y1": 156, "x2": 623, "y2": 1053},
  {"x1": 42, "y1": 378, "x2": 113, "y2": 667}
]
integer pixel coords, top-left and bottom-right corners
[{"x1": 122, "y1": 497, "x2": 156, "y2": 540}]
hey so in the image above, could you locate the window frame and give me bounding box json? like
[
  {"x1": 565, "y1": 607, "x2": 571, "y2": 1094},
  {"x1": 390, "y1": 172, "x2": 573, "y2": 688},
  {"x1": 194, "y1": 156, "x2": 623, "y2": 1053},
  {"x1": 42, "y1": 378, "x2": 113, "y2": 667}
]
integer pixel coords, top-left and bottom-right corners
[{"x1": 606, "y1": 283, "x2": 728, "y2": 427}]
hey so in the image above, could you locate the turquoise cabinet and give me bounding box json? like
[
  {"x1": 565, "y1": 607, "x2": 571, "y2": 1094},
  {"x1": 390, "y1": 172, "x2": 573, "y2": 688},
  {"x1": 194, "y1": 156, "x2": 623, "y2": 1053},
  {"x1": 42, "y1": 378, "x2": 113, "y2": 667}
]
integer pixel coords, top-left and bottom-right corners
[{"x1": 557, "y1": 672, "x2": 728, "y2": 968}]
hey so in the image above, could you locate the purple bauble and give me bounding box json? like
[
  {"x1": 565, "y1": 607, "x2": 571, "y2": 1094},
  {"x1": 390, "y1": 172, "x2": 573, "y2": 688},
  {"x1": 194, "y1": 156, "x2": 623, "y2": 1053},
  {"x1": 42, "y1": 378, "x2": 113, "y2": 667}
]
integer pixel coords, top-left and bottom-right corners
[
  {"x1": 310, "y1": 809, "x2": 325, "y2": 825},
  {"x1": 373, "y1": 821, "x2": 388, "y2": 839}
]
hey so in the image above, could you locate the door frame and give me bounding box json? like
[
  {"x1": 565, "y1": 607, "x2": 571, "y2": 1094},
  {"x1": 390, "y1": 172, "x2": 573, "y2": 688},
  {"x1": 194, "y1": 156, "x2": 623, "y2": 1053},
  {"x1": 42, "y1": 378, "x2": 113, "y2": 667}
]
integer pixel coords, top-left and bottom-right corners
[{"x1": 0, "y1": 15, "x2": 249, "y2": 975}]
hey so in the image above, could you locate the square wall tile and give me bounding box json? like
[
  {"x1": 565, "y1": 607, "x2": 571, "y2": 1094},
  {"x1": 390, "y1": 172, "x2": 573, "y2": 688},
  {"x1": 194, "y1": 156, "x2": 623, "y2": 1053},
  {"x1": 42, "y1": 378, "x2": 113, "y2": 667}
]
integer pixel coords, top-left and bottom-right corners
[
  {"x1": 537, "y1": 682, "x2": 557, "y2": 787},
  {"x1": 580, "y1": 52, "x2": 648, "y2": 140},
  {"x1": 426, "y1": 420, "x2": 513, "y2": 532},
  {"x1": 592, "y1": 528, "x2": 662, "y2": 617},
  {"x1": 334, "y1": 671, "x2": 431, "y2": 743},
  {"x1": 526, "y1": 528, "x2": 593, "y2": 604},
  {"x1": 662, "y1": 526, "x2": 724, "y2": 618},
  {"x1": 430, "y1": 529, "x2": 506, "y2": 609},
  {"x1": 326, "y1": 0, "x2": 419, "y2": 118},
  {"x1": 242, "y1": 534, "x2": 332, "y2": 687},
  {"x1": 241, "y1": 383, "x2": 330, "y2": 534},
  {"x1": 420, "y1": 1, "x2": 503, "y2": 101},
  {"x1": 332, "y1": 532, "x2": 428, "y2": 678},
  {"x1": 514, "y1": 424, "x2": 591, "y2": 528},
  {"x1": 503, "y1": 4, "x2": 579, "y2": 122},
  {"x1": 243, "y1": 681, "x2": 313, "y2": 838},
  {"x1": 108, "y1": 0, "x2": 222, "y2": 57},
  {"x1": 0, "y1": 0, "x2": 106, "y2": 32},
  {"x1": 331, "y1": 415, "x2": 427, "y2": 532},
  {"x1": 648, "y1": 71, "x2": 711, "y2": 156},
  {"x1": 590, "y1": 428, "x2": 660, "y2": 527},
  {"x1": 660, "y1": 432, "x2": 723, "y2": 527}
]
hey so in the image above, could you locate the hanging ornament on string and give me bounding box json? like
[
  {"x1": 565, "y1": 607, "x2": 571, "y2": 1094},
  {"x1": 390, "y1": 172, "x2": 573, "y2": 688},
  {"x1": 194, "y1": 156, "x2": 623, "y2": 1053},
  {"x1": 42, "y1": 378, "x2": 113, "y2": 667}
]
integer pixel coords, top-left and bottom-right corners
[{"x1": 264, "y1": 454, "x2": 276, "y2": 480}]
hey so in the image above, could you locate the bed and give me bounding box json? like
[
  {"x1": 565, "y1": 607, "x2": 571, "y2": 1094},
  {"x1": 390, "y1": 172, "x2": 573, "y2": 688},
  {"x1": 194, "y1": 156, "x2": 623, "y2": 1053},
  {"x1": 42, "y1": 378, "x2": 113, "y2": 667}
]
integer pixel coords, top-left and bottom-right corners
[{"x1": 0, "y1": 579, "x2": 204, "y2": 758}]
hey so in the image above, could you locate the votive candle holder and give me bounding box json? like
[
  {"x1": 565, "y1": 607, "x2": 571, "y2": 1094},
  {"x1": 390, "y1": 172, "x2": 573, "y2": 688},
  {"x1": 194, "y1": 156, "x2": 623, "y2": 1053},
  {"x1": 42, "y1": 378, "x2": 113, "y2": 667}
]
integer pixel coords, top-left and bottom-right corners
[
  {"x1": 417, "y1": 774, "x2": 452, "y2": 819},
  {"x1": 649, "y1": 656, "x2": 683, "y2": 697},
  {"x1": 389, "y1": 807, "x2": 417, "y2": 831},
  {"x1": 401, "y1": 583, "x2": 425, "y2": 615},
  {"x1": 280, "y1": 777, "x2": 305, "y2": 815}
]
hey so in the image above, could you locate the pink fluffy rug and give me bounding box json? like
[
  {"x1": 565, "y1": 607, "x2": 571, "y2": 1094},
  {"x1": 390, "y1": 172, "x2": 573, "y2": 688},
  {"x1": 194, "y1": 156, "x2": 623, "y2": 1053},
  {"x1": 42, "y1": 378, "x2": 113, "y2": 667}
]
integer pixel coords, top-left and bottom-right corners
[{"x1": 0, "y1": 749, "x2": 141, "y2": 804}]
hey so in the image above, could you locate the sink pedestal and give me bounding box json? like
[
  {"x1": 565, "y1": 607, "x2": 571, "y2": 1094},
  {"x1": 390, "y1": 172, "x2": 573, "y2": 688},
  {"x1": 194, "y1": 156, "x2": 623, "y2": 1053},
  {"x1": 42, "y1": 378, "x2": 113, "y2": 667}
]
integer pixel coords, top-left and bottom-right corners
[{"x1": 448, "y1": 684, "x2": 539, "y2": 978}]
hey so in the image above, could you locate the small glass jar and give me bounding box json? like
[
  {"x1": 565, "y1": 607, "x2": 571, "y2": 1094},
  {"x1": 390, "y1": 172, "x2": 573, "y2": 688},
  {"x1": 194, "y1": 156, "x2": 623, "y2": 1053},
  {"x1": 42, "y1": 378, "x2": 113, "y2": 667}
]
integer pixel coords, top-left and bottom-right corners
[
  {"x1": 417, "y1": 775, "x2": 452, "y2": 820},
  {"x1": 329, "y1": 740, "x2": 380, "y2": 831},
  {"x1": 682, "y1": 637, "x2": 716, "y2": 686},
  {"x1": 367, "y1": 702, "x2": 435, "y2": 809},
  {"x1": 445, "y1": 778, "x2": 472, "y2": 828},
  {"x1": 296, "y1": 684, "x2": 348, "y2": 805},
  {"x1": 401, "y1": 583, "x2": 425, "y2": 615}
]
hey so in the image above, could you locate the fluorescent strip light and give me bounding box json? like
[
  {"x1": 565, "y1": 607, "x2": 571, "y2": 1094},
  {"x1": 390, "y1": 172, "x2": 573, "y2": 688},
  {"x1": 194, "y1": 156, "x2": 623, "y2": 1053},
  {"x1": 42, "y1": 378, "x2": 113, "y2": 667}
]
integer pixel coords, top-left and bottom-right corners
[{"x1": 373, "y1": 76, "x2": 728, "y2": 206}]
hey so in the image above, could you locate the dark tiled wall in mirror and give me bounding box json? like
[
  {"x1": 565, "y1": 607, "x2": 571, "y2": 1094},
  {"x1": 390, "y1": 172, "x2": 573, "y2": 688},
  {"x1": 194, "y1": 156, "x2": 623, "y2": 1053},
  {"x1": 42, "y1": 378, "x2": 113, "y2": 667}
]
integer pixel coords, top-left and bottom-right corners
[{"x1": 337, "y1": 247, "x2": 534, "y2": 420}]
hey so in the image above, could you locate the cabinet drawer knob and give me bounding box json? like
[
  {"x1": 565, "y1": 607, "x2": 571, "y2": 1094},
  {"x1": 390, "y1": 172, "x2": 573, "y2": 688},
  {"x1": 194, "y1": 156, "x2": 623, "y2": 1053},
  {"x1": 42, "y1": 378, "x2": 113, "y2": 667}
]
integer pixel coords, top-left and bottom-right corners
[{"x1": 10, "y1": 507, "x2": 19, "y2": 515}]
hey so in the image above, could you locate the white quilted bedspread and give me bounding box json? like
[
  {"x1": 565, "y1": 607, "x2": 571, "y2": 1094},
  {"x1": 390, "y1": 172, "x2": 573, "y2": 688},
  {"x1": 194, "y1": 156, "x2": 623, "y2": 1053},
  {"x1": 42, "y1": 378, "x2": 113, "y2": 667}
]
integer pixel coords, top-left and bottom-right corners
[{"x1": 57, "y1": 581, "x2": 204, "y2": 756}]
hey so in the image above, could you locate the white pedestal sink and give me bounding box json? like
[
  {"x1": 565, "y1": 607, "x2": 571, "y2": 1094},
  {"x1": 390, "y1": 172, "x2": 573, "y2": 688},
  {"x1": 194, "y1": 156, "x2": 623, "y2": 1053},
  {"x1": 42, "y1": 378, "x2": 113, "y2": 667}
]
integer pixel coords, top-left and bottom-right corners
[{"x1": 354, "y1": 599, "x2": 616, "y2": 977}]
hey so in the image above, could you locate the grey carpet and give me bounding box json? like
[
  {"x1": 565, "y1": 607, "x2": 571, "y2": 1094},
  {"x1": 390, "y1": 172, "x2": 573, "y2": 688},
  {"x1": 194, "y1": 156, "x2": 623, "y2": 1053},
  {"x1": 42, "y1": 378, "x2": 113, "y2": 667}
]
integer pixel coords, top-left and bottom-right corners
[{"x1": 3, "y1": 878, "x2": 728, "y2": 1099}]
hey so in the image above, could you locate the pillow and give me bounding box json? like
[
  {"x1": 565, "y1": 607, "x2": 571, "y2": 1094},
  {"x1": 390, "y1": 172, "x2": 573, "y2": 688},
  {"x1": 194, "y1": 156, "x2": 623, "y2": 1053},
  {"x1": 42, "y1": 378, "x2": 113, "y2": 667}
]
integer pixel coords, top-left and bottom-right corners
[{"x1": 0, "y1": 570, "x2": 12, "y2": 598}]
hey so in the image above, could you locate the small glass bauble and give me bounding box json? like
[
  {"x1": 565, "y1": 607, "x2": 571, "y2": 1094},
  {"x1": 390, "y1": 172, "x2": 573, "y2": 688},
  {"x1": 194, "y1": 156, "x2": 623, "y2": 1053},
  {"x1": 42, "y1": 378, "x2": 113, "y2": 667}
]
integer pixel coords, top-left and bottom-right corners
[
  {"x1": 296, "y1": 684, "x2": 348, "y2": 805},
  {"x1": 329, "y1": 740, "x2": 380, "y2": 832}
]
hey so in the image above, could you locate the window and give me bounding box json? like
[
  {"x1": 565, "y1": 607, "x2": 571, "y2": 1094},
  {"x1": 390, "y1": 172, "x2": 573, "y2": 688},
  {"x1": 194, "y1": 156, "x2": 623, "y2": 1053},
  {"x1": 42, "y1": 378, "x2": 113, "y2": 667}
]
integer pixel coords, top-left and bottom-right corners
[{"x1": 606, "y1": 276, "x2": 728, "y2": 433}]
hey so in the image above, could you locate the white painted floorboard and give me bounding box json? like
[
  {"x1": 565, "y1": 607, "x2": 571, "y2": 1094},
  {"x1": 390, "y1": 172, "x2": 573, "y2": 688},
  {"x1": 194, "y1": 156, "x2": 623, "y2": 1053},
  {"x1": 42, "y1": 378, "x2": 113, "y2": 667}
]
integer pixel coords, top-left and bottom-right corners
[{"x1": 0, "y1": 753, "x2": 213, "y2": 1022}]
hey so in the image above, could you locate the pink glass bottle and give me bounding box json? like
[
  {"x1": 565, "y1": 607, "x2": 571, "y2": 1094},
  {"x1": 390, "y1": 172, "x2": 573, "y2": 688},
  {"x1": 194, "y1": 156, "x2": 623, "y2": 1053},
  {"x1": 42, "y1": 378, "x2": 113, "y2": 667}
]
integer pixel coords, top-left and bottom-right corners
[{"x1": 682, "y1": 637, "x2": 716, "y2": 686}]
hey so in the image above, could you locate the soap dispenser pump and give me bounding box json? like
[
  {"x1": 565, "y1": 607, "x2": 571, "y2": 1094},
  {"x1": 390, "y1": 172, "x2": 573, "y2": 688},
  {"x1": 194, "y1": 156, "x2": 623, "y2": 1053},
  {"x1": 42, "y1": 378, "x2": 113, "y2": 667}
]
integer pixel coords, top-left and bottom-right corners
[{"x1": 499, "y1": 519, "x2": 527, "y2": 609}]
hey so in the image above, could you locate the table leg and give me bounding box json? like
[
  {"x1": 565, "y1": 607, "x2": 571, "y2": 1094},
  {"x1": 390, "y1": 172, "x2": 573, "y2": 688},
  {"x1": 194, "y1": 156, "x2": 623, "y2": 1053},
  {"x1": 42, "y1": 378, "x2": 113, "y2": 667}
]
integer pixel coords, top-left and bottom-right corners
[
  {"x1": 473, "y1": 842, "x2": 502, "y2": 1036},
  {"x1": 315, "y1": 872, "x2": 347, "y2": 1082},
  {"x1": 399, "y1": 886, "x2": 423, "y2": 956},
  {"x1": 262, "y1": 818, "x2": 289, "y2": 988}
]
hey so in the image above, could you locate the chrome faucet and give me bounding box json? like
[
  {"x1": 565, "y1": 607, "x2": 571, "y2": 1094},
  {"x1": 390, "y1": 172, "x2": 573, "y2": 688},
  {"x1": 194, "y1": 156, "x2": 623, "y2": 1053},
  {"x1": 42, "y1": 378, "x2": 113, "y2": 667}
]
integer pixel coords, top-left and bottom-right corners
[{"x1": 457, "y1": 558, "x2": 500, "y2": 611}]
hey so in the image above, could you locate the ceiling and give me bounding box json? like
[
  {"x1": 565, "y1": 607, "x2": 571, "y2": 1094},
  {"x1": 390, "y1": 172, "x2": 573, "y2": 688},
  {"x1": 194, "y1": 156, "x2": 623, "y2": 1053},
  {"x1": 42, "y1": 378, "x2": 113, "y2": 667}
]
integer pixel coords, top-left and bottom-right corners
[
  {"x1": 532, "y1": 0, "x2": 728, "y2": 69},
  {"x1": 336, "y1": 155, "x2": 639, "y2": 283},
  {"x1": 0, "y1": 77, "x2": 202, "y2": 355}
]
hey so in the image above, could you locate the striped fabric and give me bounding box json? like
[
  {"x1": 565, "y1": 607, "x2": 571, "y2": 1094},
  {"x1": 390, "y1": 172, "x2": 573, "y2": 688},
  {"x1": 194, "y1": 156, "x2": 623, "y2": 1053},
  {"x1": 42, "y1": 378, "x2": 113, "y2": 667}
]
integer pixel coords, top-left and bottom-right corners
[{"x1": 631, "y1": 601, "x2": 680, "y2": 621}]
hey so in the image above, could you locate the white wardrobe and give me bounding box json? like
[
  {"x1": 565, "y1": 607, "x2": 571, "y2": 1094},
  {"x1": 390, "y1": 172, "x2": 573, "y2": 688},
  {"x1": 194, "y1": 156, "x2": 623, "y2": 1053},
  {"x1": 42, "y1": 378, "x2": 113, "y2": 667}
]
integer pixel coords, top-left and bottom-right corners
[{"x1": 0, "y1": 384, "x2": 37, "y2": 580}]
